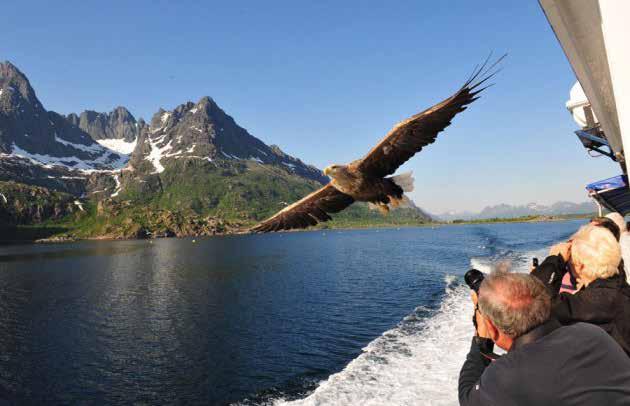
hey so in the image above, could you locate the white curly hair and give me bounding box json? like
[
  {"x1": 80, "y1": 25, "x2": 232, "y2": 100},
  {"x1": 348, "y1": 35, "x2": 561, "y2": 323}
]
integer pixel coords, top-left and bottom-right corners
[{"x1": 571, "y1": 224, "x2": 621, "y2": 284}]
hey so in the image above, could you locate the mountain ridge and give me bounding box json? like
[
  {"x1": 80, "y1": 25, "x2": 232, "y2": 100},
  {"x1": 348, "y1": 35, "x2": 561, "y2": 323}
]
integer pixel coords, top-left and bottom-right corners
[
  {"x1": 0, "y1": 60, "x2": 431, "y2": 239},
  {"x1": 0, "y1": 60, "x2": 328, "y2": 197},
  {"x1": 435, "y1": 200, "x2": 597, "y2": 221}
]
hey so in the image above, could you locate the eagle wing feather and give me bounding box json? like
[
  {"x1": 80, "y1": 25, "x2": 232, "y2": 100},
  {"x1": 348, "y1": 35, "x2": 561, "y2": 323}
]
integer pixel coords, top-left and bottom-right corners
[
  {"x1": 353, "y1": 56, "x2": 504, "y2": 178},
  {"x1": 250, "y1": 183, "x2": 354, "y2": 232}
]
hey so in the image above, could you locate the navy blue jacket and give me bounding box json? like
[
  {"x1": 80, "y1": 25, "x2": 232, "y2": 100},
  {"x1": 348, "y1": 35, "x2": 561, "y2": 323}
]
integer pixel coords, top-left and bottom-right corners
[{"x1": 459, "y1": 320, "x2": 630, "y2": 405}]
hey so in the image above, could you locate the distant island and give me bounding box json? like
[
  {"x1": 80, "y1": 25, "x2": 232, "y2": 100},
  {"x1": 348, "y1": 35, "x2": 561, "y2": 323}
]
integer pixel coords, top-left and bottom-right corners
[
  {"x1": 434, "y1": 201, "x2": 598, "y2": 222},
  {"x1": 442, "y1": 213, "x2": 593, "y2": 225}
]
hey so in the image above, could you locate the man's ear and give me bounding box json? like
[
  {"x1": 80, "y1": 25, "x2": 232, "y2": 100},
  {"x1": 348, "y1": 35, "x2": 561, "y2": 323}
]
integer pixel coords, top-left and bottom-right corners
[{"x1": 484, "y1": 317, "x2": 500, "y2": 342}]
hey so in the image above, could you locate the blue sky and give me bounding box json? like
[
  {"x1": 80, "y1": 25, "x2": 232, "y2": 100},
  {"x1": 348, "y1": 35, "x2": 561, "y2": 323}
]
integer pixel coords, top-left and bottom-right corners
[{"x1": 1, "y1": 1, "x2": 619, "y2": 213}]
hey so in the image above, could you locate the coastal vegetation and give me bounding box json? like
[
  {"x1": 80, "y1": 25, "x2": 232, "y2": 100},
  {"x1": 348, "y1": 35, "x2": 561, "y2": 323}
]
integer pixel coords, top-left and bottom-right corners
[
  {"x1": 446, "y1": 213, "x2": 593, "y2": 224},
  {"x1": 0, "y1": 173, "x2": 591, "y2": 243},
  {"x1": 0, "y1": 164, "x2": 432, "y2": 242}
]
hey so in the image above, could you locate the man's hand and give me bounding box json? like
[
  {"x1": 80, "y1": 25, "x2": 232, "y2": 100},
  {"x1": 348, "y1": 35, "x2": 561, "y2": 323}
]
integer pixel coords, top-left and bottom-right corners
[
  {"x1": 549, "y1": 242, "x2": 571, "y2": 262},
  {"x1": 470, "y1": 290, "x2": 491, "y2": 338},
  {"x1": 475, "y1": 310, "x2": 491, "y2": 338}
]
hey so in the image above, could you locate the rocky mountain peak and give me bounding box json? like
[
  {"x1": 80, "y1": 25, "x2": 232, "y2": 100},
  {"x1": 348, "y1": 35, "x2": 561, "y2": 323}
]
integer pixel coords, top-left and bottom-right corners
[
  {"x1": 129, "y1": 96, "x2": 326, "y2": 183},
  {"x1": 149, "y1": 108, "x2": 170, "y2": 130},
  {"x1": 66, "y1": 112, "x2": 80, "y2": 126},
  {"x1": 0, "y1": 61, "x2": 40, "y2": 108},
  {"x1": 0, "y1": 61, "x2": 129, "y2": 174},
  {"x1": 0, "y1": 61, "x2": 46, "y2": 130},
  {"x1": 1, "y1": 61, "x2": 327, "y2": 202},
  {"x1": 77, "y1": 106, "x2": 138, "y2": 142},
  {"x1": 197, "y1": 96, "x2": 217, "y2": 109}
]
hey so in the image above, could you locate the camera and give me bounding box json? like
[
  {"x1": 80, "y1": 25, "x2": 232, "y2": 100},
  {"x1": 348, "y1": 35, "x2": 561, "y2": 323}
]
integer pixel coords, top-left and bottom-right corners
[{"x1": 465, "y1": 268, "x2": 485, "y2": 293}]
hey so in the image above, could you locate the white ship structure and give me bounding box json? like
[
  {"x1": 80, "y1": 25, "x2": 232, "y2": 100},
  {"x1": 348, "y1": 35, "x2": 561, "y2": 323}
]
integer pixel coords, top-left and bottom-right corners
[{"x1": 540, "y1": 0, "x2": 630, "y2": 214}]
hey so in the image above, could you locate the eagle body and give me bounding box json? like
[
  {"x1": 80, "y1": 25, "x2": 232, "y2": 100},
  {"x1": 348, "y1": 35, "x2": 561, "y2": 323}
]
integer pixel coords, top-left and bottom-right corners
[
  {"x1": 328, "y1": 165, "x2": 404, "y2": 207},
  {"x1": 250, "y1": 56, "x2": 503, "y2": 233}
]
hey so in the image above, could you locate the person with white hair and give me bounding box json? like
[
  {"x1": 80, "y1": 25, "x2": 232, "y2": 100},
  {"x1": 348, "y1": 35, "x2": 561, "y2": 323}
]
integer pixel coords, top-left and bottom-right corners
[
  {"x1": 459, "y1": 271, "x2": 630, "y2": 405},
  {"x1": 606, "y1": 212, "x2": 630, "y2": 285},
  {"x1": 532, "y1": 224, "x2": 630, "y2": 355},
  {"x1": 553, "y1": 216, "x2": 623, "y2": 294}
]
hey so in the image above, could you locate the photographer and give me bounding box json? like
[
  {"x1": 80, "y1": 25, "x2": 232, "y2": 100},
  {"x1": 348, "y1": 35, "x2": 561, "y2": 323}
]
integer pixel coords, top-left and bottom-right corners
[
  {"x1": 532, "y1": 224, "x2": 630, "y2": 355},
  {"x1": 459, "y1": 270, "x2": 630, "y2": 406}
]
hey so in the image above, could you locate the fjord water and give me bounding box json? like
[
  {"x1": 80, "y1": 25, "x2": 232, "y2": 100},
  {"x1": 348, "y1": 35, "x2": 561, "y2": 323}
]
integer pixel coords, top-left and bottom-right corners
[{"x1": 0, "y1": 221, "x2": 583, "y2": 405}]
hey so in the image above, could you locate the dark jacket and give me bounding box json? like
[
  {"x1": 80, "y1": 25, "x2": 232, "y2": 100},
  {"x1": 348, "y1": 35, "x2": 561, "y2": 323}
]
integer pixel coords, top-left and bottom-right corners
[
  {"x1": 459, "y1": 320, "x2": 630, "y2": 406},
  {"x1": 532, "y1": 254, "x2": 630, "y2": 355}
]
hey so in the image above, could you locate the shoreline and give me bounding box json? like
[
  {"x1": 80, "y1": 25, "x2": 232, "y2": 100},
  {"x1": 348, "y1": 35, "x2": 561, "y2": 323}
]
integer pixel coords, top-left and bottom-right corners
[{"x1": 1, "y1": 214, "x2": 592, "y2": 245}]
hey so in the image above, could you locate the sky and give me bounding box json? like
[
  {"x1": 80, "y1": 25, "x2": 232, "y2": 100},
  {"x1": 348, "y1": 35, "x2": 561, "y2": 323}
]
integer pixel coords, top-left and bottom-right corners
[{"x1": 0, "y1": 1, "x2": 619, "y2": 214}]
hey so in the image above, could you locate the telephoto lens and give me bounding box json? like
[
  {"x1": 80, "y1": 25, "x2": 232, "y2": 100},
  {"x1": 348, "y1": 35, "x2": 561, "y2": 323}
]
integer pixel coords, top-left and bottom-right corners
[{"x1": 464, "y1": 268, "x2": 485, "y2": 294}]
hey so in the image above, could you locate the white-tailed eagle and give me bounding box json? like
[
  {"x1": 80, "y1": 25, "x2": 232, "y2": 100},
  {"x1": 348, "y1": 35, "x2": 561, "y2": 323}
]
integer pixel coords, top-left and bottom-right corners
[{"x1": 251, "y1": 56, "x2": 504, "y2": 233}]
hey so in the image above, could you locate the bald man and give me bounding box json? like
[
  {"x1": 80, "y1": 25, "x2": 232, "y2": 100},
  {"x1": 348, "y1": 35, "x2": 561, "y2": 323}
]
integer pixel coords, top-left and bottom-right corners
[{"x1": 459, "y1": 271, "x2": 630, "y2": 406}]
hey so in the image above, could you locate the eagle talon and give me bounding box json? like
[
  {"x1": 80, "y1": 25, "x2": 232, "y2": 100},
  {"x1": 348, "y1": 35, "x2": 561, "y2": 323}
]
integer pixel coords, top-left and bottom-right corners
[{"x1": 377, "y1": 203, "x2": 389, "y2": 215}]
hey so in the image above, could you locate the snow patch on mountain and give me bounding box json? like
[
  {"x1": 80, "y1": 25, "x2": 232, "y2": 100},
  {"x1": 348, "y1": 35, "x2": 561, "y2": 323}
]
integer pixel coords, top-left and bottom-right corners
[
  {"x1": 73, "y1": 200, "x2": 84, "y2": 211},
  {"x1": 221, "y1": 150, "x2": 241, "y2": 160},
  {"x1": 146, "y1": 134, "x2": 172, "y2": 174},
  {"x1": 54, "y1": 135, "x2": 102, "y2": 153},
  {"x1": 110, "y1": 173, "x2": 122, "y2": 197},
  {"x1": 9, "y1": 142, "x2": 127, "y2": 172},
  {"x1": 95, "y1": 138, "x2": 137, "y2": 155},
  {"x1": 10, "y1": 143, "x2": 92, "y2": 170}
]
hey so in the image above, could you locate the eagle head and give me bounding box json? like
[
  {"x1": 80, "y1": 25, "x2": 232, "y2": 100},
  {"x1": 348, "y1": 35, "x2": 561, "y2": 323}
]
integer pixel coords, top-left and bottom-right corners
[{"x1": 324, "y1": 164, "x2": 342, "y2": 178}]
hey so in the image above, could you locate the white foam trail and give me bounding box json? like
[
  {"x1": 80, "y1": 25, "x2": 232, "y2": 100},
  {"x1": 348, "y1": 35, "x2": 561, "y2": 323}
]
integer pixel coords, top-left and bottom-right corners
[
  {"x1": 469, "y1": 257, "x2": 495, "y2": 274},
  {"x1": 275, "y1": 246, "x2": 553, "y2": 406},
  {"x1": 274, "y1": 277, "x2": 474, "y2": 406}
]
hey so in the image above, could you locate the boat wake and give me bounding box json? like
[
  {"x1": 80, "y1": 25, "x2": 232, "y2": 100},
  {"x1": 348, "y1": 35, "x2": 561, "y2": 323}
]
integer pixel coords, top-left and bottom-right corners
[
  {"x1": 271, "y1": 246, "x2": 550, "y2": 406},
  {"x1": 272, "y1": 276, "x2": 471, "y2": 406}
]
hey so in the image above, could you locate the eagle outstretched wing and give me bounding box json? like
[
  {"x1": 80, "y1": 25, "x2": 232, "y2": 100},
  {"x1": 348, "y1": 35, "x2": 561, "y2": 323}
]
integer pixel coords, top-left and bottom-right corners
[
  {"x1": 353, "y1": 55, "x2": 505, "y2": 178},
  {"x1": 250, "y1": 55, "x2": 504, "y2": 233},
  {"x1": 250, "y1": 183, "x2": 354, "y2": 232}
]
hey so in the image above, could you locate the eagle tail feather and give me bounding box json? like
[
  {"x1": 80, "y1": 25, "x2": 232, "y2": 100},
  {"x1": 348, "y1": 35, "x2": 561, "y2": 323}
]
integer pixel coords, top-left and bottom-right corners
[{"x1": 390, "y1": 171, "x2": 415, "y2": 193}]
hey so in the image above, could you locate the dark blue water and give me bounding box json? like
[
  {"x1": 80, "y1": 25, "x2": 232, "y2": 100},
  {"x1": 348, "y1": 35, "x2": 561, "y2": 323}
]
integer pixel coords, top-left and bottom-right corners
[{"x1": 0, "y1": 220, "x2": 583, "y2": 405}]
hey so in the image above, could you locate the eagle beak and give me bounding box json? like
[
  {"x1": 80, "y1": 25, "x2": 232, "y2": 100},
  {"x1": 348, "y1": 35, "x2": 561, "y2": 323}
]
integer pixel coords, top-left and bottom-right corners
[{"x1": 324, "y1": 167, "x2": 332, "y2": 176}]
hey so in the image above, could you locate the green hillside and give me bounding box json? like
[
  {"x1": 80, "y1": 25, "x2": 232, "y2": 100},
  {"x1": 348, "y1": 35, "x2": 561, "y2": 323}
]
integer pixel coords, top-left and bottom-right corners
[{"x1": 1, "y1": 159, "x2": 431, "y2": 241}]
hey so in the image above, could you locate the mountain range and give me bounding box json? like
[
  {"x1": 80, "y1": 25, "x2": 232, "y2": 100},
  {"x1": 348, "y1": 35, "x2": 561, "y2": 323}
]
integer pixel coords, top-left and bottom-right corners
[
  {"x1": 435, "y1": 201, "x2": 597, "y2": 221},
  {"x1": 0, "y1": 61, "x2": 430, "y2": 240}
]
